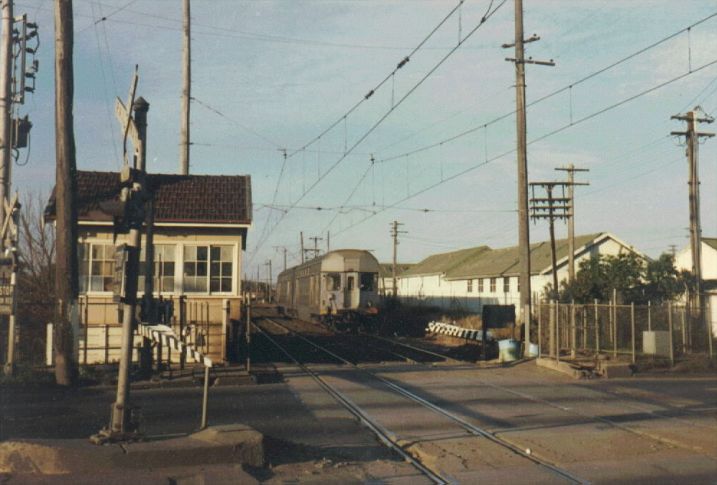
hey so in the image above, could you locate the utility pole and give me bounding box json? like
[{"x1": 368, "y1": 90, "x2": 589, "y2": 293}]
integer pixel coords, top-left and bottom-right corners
[
  {"x1": 265, "y1": 259, "x2": 272, "y2": 302},
  {"x1": 529, "y1": 180, "x2": 586, "y2": 298},
  {"x1": 300, "y1": 231, "x2": 305, "y2": 263},
  {"x1": 0, "y1": 0, "x2": 13, "y2": 225},
  {"x1": 503, "y1": 0, "x2": 554, "y2": 349},
  {"x1": 555, "y1": 165, "x2": 589, "y2": 283},
  {"x1": 671, "y1": 108, "x2": 713, "y2": 325},
  {"x1": 308, "y1": 236, "x2": 322, "y2": 260},
  {"x1": 326, "y1": 231, "x2": 330, "y2": 253},
  {"x1": 273, "y1": 245, "x2": 287, "y2": 271},
  {"x1": 179, "y1": 0, "x2": 190, "y2": 174},
  {"x1": 53, "y1": 0, "x2": 79, "y2": 386},
  {"x1": 390, "y1": 221, "x2": 406, "y2": 297}
]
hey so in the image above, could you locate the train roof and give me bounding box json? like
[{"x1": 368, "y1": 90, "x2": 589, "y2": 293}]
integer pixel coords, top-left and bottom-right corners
[{"x1": 277, "y1": 249, "x2": 379, "y2": 279}]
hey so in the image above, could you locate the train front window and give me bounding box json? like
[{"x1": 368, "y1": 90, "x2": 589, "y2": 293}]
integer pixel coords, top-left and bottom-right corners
[
  {"x1": 360, "y1": 272, "x2": 376, "y2": 291},
  {"x1": 326, "y1": 273, "x2": 341, "y2": 291}
]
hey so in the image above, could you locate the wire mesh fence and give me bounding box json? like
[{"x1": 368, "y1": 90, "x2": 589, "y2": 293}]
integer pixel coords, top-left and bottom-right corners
[{"x1": 535, "y1": 300, "x2": 714, "y2": 364}]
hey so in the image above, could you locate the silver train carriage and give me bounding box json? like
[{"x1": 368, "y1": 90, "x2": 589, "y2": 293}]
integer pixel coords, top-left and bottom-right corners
[{"x1": 276, "y1": 249, "x2": 381, "y2": 328}]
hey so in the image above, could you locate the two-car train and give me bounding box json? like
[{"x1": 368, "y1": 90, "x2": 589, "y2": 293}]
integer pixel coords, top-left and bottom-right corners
[{"x1": 276, "y1": 249, "x2": 381, "y2": 330}]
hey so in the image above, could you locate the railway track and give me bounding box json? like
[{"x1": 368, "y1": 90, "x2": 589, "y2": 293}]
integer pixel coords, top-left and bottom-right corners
[{"x1": 255, "y1": 317, "x2": 587, "y2": 484}]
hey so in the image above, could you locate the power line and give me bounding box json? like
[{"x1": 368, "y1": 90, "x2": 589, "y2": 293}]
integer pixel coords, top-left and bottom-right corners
[
  {"x1": 191, "y1": 96, "x2": 282, "y2": 148},
  {"x1": 285, "y1": 0, "x2": 471, "y2": 160},
  {"x1": 247, "y1": 0, "x2": 508, "y2": 264},
  {"x1": 376, "y1": 10, "x2": 717, "y2": 165},
  {"x1": 327, "y1": 55, "x2": 717, "y2": 239}
]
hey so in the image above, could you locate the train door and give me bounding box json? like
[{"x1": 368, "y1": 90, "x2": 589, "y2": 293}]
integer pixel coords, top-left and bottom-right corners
[{"x1": 343, "y1": 272, "x2": 359, "y2": 308}]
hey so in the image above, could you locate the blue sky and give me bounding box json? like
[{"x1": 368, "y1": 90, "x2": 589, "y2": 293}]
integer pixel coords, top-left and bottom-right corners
[{"x1": 11, "y1": 0, "x2": 717, "y2": 277}]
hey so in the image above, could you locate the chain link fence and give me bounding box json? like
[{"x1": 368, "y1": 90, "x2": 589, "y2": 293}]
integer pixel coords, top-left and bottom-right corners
[{"x1": 535, "y1": 300, "x2": 714, "y2": 364}]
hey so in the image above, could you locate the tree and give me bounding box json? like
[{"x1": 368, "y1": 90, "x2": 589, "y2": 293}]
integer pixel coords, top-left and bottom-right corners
[
  {"x1": 16, "y1": 193, "x2": 55, "y2": 364},
  {"x1": 554, "y1": 252, "x2": 687, "y2": 304}
]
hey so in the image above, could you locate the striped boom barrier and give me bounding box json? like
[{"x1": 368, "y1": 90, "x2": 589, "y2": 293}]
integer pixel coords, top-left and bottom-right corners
[
  {"x1": 425, "y1": 321, "x2": 494, "y2": 342},
  {"x1": 137, "y1": 324, "x2": 213, "y2": 368}
]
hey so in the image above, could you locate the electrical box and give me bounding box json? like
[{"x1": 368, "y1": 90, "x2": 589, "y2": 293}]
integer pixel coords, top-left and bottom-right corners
[
  {"x1": 642, "y1": 330, "x2": 670, "y2": 357},
  {"x1": 12, "y1": 116, "x2": 32, "y2": 148}
]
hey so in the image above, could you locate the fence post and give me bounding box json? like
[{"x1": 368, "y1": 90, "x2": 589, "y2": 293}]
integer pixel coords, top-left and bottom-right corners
[
  {"x1": 647, "y1": 300, "x2": 652, "y2": 332},
  {"x1": 83, "y1": 296, "x2": 89, "y2": 365},
  {"x1": 707, "y1": 299, "x2": 714, "y2": 360},
  {"x1": 200, "y1": 365, "x2": 210, "y2": 430},
  {"x1": 668, "y1": 301, "x2": 674, "y2": 366},
  {"x1": 594, "y1": 299, "x2": 600, "y2": 354},
  {"x1": 222, "y1": 299, "x2": 229, "y2": 362},
  {"x1": 104, "y1": 324, "x2": 110, "y2": 364},
  {"x1": 582, "y1": 306, "x2": 587, "y2": 350},
  {"x1": 549, "y1": 300, "x2": 555, "y2": 358},
  {"x1": 245, "y1": 291, "x2": 252, "y2": 373},
  {"x1": 570, "y1": 300, "x2": 576, "y2": 359},
  {"x1": 612, "y1": 290, "x2": 617, "y2": 359},
  {"x1": 631, "y1": 302, "x2": 636, "y2": 364},
  {"x1": 555, "y1": 301, "x2": 560, "y2": 363},
  {"x1": 179, "y1": 295, "x2": 186, "y2": 370},
  {"x1": 537, "y1": 301, "x2": 542, "y2": 357},
  {"x1": 681, "y1": 305, "x2": 687, "y2": 354}
]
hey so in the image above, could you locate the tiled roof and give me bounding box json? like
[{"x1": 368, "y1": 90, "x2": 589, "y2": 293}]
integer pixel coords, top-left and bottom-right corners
[
  {"x1": 401, "y1": 246, "x2": 491, "y2": 277},
  {"x1": 445, "y1": 233, "x2": 605, "y2": 279},
  {"x1": 46, "y1": 170, "x2": 252, "y2": 225}
]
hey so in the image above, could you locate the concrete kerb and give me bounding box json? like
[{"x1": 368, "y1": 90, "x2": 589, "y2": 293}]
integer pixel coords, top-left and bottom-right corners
[{"x1": 0, "y1": 424, "x2": 264, "y2": 476}]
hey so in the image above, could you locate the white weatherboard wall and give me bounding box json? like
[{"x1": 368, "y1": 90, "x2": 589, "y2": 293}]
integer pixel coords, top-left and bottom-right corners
[
  {"x1": 398, "y1": 234, "x2": 638, "y2": 315},
  {"x1": 675, "y1": 240, "x2": 717, "y2": 335}
]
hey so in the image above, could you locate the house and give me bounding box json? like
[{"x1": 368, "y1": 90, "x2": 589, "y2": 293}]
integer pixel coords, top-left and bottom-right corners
[
  {"x1": 397, "y1": 233, "x2": 641, "y2": 315},
  {"x1": 378, "y1": 263, "x2": 414, "y2": 296},
  {"x1": 674, "y1": 237, "x2": 717, "y2": 335},
  {"x1": 46, "y1": 170, "x2": 252, "y2": 365}
]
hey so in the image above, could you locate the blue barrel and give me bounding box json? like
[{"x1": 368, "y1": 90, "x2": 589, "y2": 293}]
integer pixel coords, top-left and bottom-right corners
[{"x1": 498, "y1": 339, "x2": 521, "y2": 362}]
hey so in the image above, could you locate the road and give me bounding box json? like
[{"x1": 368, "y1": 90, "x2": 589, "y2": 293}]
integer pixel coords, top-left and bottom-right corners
[{"x1": 2, "y1": 324, "x2": 716, "y2": 483}]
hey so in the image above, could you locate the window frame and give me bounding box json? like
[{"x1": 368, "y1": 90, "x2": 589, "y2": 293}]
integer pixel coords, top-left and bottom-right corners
[{"x1": 183, "y1": 244, "x2": 235, "y2": 295}]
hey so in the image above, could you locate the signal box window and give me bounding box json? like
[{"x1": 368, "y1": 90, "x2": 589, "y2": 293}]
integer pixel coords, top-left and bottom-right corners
[
  {"x1": 184, "y1": 245, "x2": 233, "y2": 293},
  {"x1": 503, "y1": 277, "x2": 510, "y2": 293},
  {"x1": 467, "y1": 279, "x2": 473, "y2": 293},
  {"x1": 490, "y1": 277, "x2": 496, "y2": 293},
  {"x1": 79, "y1": 243, "x2": 114, "y2": 293}
]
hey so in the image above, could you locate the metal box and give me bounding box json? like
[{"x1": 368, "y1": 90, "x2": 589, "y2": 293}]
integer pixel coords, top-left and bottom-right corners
[{"x1": 642, "y1": 330, "x2": 670, "y2": 357}]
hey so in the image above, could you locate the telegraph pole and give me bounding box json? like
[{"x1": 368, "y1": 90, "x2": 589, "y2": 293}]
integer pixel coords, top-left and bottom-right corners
[
  {"x1": 390, "y1": 221, "x2": 406, "y2": 297},
  {"x1": 0, "y1": 0, "x2": 12, "y2": 222},
  {"x1": 308, "y1": 236, "x2": 322, "y2": 260},
  {"x1": 265, "y1": 259, "x2": 272, "y2": 302},
  {"x1": 300, "y1": 231, "x2": 305, "y2": 263},
  {"x1": 326, "y1": 231, "x2": 330, "y2": 253},
  {"x1": 555, "y1": 165, "x2": 589, "y2": 283},
  {"x1": 179, "y1": 0, "x2": 190, "y2": 174},
  {"x1": 503, "y1": 0, "x2": 554, "y2": 348},
  {"x1": 671, "y1": 108, "x2": 714, "y2": 324},
  {"x1": 53, "y1": 0, "x2": 79, "y2": 386},
  {"x1": 529, "y1": 180, "x2": 586, "y2": 298}
]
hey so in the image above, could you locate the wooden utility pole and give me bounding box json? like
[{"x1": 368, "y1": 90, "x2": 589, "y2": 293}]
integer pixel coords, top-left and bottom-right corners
[
  {"x1": 300, "y1": 231, "x2": 305, "y2": 263},
  {"x1": 529, "y1": 181, "x2": 585, "y2": 297},
  {"x1": 503, "y1": 0, "x2": 554, "y2": 349},
  {"x1": 265, "y1": 259, "x2": 272, "y2": 302},
  {"x1": 326, "y1": 231, "x2": 330, "y2": 253},
  {"x1": 555, "y1": 165, "x2": 589, "y2": 283},
  {"x1": 179, "y1": 0, "x2": 190, "y2": 174},
  {"x1": 53, "y1": 0, "x2": 79, "y2": 386},
  {"x1": 0, "y1": 0, "x2": 12, "y2": 376},
  {"x1": 671, "y1": 108, "x2": 713, "y2": 324},
  {"x1": 390, "y1": 221, "x2": 406, "y2": 297},
  {"x1": 0, "y1": 0, "x2": 12, "y2": 229}
]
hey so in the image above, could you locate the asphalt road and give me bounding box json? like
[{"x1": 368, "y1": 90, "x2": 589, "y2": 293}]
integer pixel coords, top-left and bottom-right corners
[{"x1": 2, "y1": 351, "x2": 716, "y2": 483}]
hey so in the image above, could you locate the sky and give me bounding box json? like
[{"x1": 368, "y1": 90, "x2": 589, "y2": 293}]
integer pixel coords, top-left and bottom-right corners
[{"x1": 9, "y1": 0, "x2": 717, "y2": 278}]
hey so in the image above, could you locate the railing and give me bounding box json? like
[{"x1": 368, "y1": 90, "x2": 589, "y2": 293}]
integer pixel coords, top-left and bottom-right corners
[{"x1": 535, "y1": 300, "x2": 714, "y2": 364}]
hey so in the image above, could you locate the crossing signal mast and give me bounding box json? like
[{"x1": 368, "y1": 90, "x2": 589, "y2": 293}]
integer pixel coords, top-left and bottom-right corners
[{"x1": 1, "y1": 0, "x2": 39, "y2": 376}]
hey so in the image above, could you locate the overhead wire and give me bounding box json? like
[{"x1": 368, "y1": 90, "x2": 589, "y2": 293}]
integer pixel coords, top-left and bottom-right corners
[
  {"x1": 327, "y1": 55, "x2": 717, "y2": 240},
  {"x1": 376, "y1": 10, "x2": 717, "y2": 165},
  {"x1": 285, "y1": 0, "x2": 470, "y2": 160},
  {"x1": 248, "y1": 0, "x2": 509, "y2": 264}
]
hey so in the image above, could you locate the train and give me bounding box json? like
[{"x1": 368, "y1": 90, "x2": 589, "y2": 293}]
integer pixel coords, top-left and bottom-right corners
[{"x1": 276, "y1": 249, "x2": 381, "y2": 330}]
